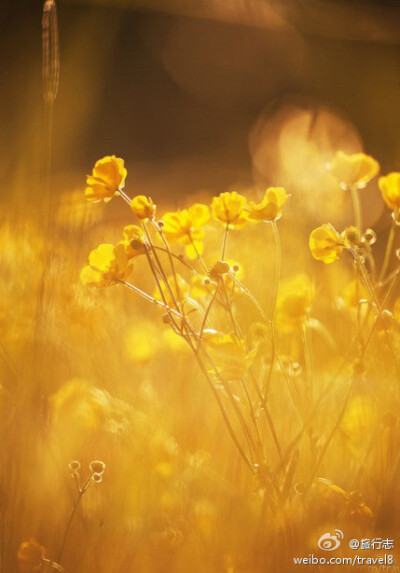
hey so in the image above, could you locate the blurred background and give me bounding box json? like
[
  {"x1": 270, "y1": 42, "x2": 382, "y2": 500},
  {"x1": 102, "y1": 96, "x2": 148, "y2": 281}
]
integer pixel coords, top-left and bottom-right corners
[{"x1": 2, "y1": 0, "x2": 400, "y2": 207}]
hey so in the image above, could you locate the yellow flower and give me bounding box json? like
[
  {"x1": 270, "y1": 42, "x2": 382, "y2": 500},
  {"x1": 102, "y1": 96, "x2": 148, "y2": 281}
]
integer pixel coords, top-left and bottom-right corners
[
  {"x1": 309, "y1": 223, "x2": 344, "y2": 264},
  {"x1": 246, "y1": 187, "x2": 290, "y2": 221},
  {"x1": 378, "y1": 172, "x2": 400, "y2": 212},
  {"x1": 130, "y1": 195, "x2": 156, "y2": 221},
  {"x1": 162, "y1": 204, "x2": 210, "y2": 259},
  {"x1": 119, "y1": 225, "x2": 146, "y2": 259},
  {"x1": 211, "y1": 191, "x2": 249, "y2": 227},
  {"x1": 276, "y1": 274, "x2": 314, "y2": 331},
  {"x1": 80, "y1": 243, "x2": 132, "y2": 287},
  {"x1": 85, "y1": 155, "x2": 127, "y2": 203},
  {"x1": 329, "y1": 151, "x2": 379, "y2": 190},
  {"x1": 17, "y1": 539, "x2": 45, "y2": 573}
]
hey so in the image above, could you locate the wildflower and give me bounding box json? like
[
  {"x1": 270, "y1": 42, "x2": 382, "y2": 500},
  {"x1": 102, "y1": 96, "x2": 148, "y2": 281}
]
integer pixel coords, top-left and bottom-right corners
[
  {"x1": 119, "y1": 225, "x2": 146, "y2": 259},
  {"x1": 276, "y1": 274, "x2": 314, "y2": 331},
  {"x1": 211, "y1": 191, "x2": 249, "y2": 227},
  {"x1": 246, "y1": 187, "x2": 290, "y2": 221},
  {"x1": 17, "y1": 539, "x2": 45, "y2": 573},
  {"x1": 378, "y1": 172, "x2": 400, "y2": 212},
  {"x1": 80, "y1": 243, "x2": 132, "y2": 287},
  {"x1": 85, "y1": 155, "x2": 127, "y2": 203},
  {"x1": 309, "y1": 223, "x2": 344, "y2": 264},
  {"x1": 130, "y1": 195, "x2": 156, "y2": 221},
  {"x1": 329, "y1": 151, "x2": 379, "y2": 190},
  {"x1": 162, "y1": 204, "x2": 210, "y2": 259}
]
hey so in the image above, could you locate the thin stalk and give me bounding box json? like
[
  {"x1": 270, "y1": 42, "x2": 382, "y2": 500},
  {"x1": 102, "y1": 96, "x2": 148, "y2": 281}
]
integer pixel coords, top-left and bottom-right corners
[
  {"x1": 248, "y1": 371, "x2": 282, "y2": 461},
  {"x1": 350, "y1": 185, "x2": 362, "y2": 232},
  {"x1": 264, "y1": 221, "x2": 281, "y2": 396},
  {"x1": 57, "y1": 483, "x2": 87, "y2": 563},
  {"x1": 220, "y1": 282, "x2": 263, "y2": 458},
  {"x1": 378, "y1": 267, "x2": 400, "y2": 289},
  {"x1": 185, "y1": 337, "x2": 252, "y2": 471},
  {"x1": 202, "y1": 346, "x2": 258, "y2": 464},
  {"x1": 221, "y1": 281, "x2": 243, "y2": 340},
  {"x1": 229, "y1": 274, "x2": 267, "y2": 320},
  {"x1": 142, "y1": 224, "x2": 181, "y2": 313},
  {"x1": 151, "y1": 221, "x2": 183, "y2": 311},
  {"x1": 379, "y1": 219, "x2": 396, "y2": 282},
  {"x1": 240, "y1": 377, "x2": 264, "y2": 460},
  {"x1": 302, "y1": 378, "x2": 355, "y2": 496},
  {"x1": 121, "y1": 281, "x2": 183, "y2": 321},
  {"x1": 383, "y1": 267, "x2": 400, "y2": 306},
  {"x1": 221, "y1": 223, "x2": 229, "y2": 259},
  {"x1": 276, "y1": 307, "x2": 383, "y2": 475},
  {"x1": 301, "y1": 320, "x2": 313, "y2": 402},
  {"x1": 118, "y1": 189, "x2": 131, "y2": 205},
  {"x1": 189, "y1": 236, "x2": 208, "y2": 273},
  {"x1": 198, "y1": 288, "x2": 219, "y2": 345}
]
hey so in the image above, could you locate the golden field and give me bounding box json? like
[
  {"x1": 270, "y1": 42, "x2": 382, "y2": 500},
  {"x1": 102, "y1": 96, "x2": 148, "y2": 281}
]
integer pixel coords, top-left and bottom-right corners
[
  {"x1": 2, "y1": 1, "x2": 400, "y2": 572},
  {"x1": 2, "y1": 149, "x2": 400, "y2": 572}
]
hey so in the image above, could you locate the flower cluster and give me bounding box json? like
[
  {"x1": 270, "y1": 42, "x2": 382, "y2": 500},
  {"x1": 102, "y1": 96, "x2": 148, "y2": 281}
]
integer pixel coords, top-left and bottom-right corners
[
  {"x1": 78, "y1": 151, "x2": 400, "y2": 495},
  {"x1": 311, "y1": 151, "x2": 400, "y2": 263}
]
